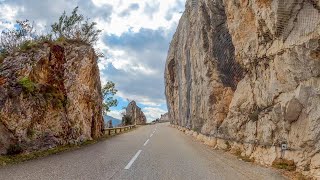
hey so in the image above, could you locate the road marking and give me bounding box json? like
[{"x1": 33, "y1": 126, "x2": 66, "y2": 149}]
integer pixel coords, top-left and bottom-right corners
[
  {"x1": 124, "y1": 150, "x2": 142, "y2": 170},
  {"x1": 153, "y1": 131, "x2": 155, "y2": 133},
  {"x1": 143, "y1": 139, "x2": 150, "y2": 146},
  {"x1": 150, "y1": 134, "x2": 153, "y2": 137}
]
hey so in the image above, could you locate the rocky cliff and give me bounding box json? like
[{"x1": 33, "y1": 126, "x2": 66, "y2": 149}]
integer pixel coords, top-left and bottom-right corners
[
  {"x1": 126, "y1": 101, "x2": 147, "y2": 125},
  {"x1": 159, "y1": 113, "x2": 169, "y2": 122},
  {"x1": 165, "y1": 0, "x2": 320, "y2": 177},
  {"x1": 0, "y1": 42, "x2": 104, "y2": 154}
]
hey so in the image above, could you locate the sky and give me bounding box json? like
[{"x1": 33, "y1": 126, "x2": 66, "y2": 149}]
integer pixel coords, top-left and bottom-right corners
[{"x1": 0, "y1": 0, "x2": 185, "y2": 121}]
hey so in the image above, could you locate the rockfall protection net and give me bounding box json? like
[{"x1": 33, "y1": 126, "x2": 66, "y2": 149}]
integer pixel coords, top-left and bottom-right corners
[{"x1": 184, "y1": 0, "x2": 320, "y2": 150}]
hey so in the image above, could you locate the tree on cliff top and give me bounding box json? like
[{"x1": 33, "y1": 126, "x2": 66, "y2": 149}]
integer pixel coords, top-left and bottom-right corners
[
  {"x1": 0, "y1": 7, "x2": 102, "y2": 58},
  {"x1": 51, "y1": 7, "x2": 101, "y2": 45},
  {"x1": 0, "y1": 20, "x2": 37, "y2": 54},
  {"x1": 102, "y1": 81, "x2": 118, "y2": 115}
]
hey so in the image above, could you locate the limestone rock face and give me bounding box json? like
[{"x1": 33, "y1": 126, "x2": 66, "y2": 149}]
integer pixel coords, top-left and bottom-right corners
[
  {"x1": 165, "y1": 0, "x2": 243, "y2": 134},
  {"x1": 126, "y1": 101, "x2": 146, "y2": 125},
  {"x1": 165, "y1": 0, "x2": 320, "y2": 177},
  {"x1": 159, "y1": 113, "x2": 169, "y2": 122},
  {"x1": 0, "y1": 42, "x2": 104, "y2": 154}
]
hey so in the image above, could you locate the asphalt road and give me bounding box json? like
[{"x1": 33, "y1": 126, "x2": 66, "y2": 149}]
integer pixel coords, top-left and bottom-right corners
[{"x1": 0, "y1": 123, "x2": 285, "y2": 180}]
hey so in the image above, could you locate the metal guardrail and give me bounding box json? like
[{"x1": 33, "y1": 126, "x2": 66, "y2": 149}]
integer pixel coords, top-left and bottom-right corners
[{"x1": 104, "y1": 125, "x2": 136, "y2": 136}]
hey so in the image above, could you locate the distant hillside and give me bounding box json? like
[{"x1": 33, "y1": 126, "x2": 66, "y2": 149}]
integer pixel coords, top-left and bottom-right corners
[{"x1": 104, "y1": 115, "x2": 122, "y2": 127}]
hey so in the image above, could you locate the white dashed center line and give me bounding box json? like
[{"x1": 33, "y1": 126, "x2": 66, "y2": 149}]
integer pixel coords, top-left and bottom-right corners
[
  {"x1": 124, "y1": 126, "x2": 158, "y2": 170},
  {"x1": 143, "y1": 139, "x2": 150, "y2": 146},
  {"x1": 124, "y1": 150, "x2": 142, "y2": 170}
]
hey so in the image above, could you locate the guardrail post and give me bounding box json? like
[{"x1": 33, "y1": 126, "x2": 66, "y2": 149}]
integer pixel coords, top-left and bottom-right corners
[{"x1": 105, "y1": 125, "x2": 138, "y2": 136}]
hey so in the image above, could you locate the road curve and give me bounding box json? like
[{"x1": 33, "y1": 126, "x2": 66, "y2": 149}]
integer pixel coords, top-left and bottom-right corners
[{"x1": 0, "y1": 123, "x2": 285, "y2": 180}]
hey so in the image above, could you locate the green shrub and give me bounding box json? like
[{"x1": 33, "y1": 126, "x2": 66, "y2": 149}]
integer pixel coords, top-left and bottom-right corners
[
  {"x1": 0, "y1": 54, "x2": 5, "y2": 64},
  {"x1": 0, "y1": 20, "x2": 36, "y2": 54},
  {"x1": 38, "y1": 34, "x2": 53, "y2": 43},
  {"x1": 192, "y1": 126, "x2": 201, "y2": 132},
  {"x1": 0, "y1": 7, "x2": 101, "y2": 59},
  {"x1": 19, "y1": 40, "x2": 38, "y2": 52},
  {"x1": 7, "y1": 144, "x2": 23, "y2": 155},
  {"x1": 18, "y1": 77, "x2": 36, "y2": 93},
  {"x1": 56, "y1": 36, "x2": 67, "y2": 43},
  {"x1": 51, "y1": 7, "x2": 101, "y2": 45},
  {"x1": 272, "y1": 158, "x2": 296, "y2": 171},
  {"x1": 122, "y1": 115, "x2": 132, "y2": 125},
  {"x1": 0, "y1": 49, "x2": 8, "y2": 64},
  {"x1": 240, "y1": 155, "x2": 255, "y2": 162},
  {"x1": 233, "y1": 149, "x2": 255, "y2": 162},
  {"x1": 27, "y1": 129, "x2": 36, "y2": 138}
]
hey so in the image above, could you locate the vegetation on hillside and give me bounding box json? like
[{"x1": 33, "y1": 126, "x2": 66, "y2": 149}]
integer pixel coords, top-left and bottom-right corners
[
  {"x1": 0, "y1": 7, "x2": 102, "y2": 62},
  {"x1": 122, "y1": 114, "x2": 133, "y2": 126},
  {"x1": 51, "y1": 7, "x2": 101, "y2": 45}
]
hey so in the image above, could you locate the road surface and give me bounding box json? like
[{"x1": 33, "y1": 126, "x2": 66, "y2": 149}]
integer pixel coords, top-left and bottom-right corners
[{"x1": 0, "y1": 123, "x2": 285, "y2": 180}]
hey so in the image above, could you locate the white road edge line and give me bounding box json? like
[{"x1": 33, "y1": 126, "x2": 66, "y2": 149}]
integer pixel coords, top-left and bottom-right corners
[
  {"x1": 150, "y1": 134, "x2": 153, "y2": 137},
  {"x1": 143, "y1": 139, "x2": 150, "y2": 146},
  {"x1": 124, "y1": 150, "x2": 142, "y2": 170}
]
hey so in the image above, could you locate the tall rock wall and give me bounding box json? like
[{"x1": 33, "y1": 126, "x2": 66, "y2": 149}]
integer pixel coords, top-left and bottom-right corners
[
  {"x1": 165, "y1": 0, "x2": 320, "y2": 177},
  {"x1": 126, "y1": 101, "x2": 147, "y2": 125},
  {"x1": 165, "y1": 0, "x2": 244, "y2": 134},
  {"x1": 0, "y1": 42, "x2": 104, "y2": 154}
]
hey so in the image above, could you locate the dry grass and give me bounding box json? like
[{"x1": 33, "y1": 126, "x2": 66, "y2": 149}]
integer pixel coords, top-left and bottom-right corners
[
  {"x1": 0, "y1": 127, "x2": 137, "y2": 167},
  {"x1": 0, "y1": 143, "x2": 88, "y2": 166},
  {"x1": 272, "y1": 158, "x2": 296, "y2": 171},
  {"x1": 233, "y1": 149, "x2": 255, "y2": 163},
  {"x1": 282, "y1": 171, "x2": 314, "y2": 180}
]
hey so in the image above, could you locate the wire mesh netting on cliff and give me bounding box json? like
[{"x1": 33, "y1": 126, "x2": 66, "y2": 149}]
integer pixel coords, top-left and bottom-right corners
[{"x1": 172, "y1": 0, "x2": 320, "y2": 150}]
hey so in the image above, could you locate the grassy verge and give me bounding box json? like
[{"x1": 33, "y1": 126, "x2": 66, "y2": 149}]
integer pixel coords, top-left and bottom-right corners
[
  {"x1": 0, "y1": 140, "x2": 97, "y2": 166},
  {"x1": 272, "y1": 158, "x2": 296, "y2": 171},
  {"x1": 0, "y1": 127, "x2": 137, "y2": 167},
  {"x1": 282, "y1": 171, "x2": 314, "y2": 180},
  {"x1": 233, "y1": 149, "x2": 255, "y2": 163}
]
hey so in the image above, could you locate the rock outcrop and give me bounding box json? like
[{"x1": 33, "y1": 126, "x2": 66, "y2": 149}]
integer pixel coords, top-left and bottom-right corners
[
  {"x1": 0, "y1": 42, "x2": 104, "y2": 154},
  {"x1": 126, "y1": 101, "x2": 146, "y2": 125},
  {"x1": 165, "y1": 0, "x2": 320, "y2": 177},
  {"x1": 159, "y1": 113, "x2": 169, "y2": 122}
]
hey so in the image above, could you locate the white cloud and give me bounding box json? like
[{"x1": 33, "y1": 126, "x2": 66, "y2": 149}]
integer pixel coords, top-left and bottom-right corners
[
  {"x1": 143, "y1": 107, "x2": 167, "y2": 121},
  {"x1": 93, "y1": 0, "x2": 184, "y2": 35},
  {"x1": 0, "y1": 4, "x2": 18, "y2": 22},
  {"x1": 116, "y1": 91, "x2": 166, "y2": 107},
  {"x1": 107, "y1": 109, "x2": 124, "y2": 120}
]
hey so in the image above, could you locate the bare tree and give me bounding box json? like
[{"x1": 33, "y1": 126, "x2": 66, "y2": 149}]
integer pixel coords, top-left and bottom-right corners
[
  {"x1": 51, "y1": 7, "x2": 102, "y2": 45},
  {"x1": 0, "y1": 20, "x2": 36, "y2": 54}
]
